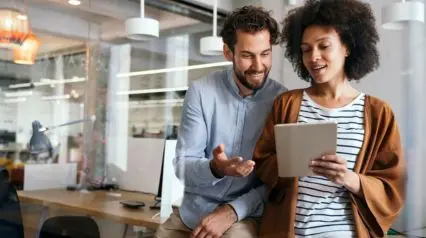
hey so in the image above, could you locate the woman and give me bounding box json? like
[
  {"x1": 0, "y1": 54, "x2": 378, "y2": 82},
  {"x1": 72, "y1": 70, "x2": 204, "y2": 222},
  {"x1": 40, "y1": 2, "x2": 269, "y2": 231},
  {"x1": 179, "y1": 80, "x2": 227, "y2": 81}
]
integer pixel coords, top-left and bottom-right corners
[{"x1": 253, "y1": 0, "x2": 406, "y2": 237}]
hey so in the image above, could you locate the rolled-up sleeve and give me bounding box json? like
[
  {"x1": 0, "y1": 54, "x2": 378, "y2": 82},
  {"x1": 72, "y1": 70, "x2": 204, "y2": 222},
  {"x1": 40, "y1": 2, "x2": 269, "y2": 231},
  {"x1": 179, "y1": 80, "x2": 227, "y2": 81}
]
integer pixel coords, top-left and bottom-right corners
[{"x1": 228, "y1": 182, "x2": 268, "y2": 221}]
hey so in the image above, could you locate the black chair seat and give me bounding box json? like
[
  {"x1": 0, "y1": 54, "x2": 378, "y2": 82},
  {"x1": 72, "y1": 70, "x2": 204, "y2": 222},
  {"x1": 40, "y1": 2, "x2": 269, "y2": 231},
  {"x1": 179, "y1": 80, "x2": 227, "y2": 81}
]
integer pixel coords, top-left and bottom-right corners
[
  {"x1": 0, "y1": 168, "x2": 24, "y2": 238},
  {"x1": 39, "y1": 216, "x2": 100, "y2": 238}
]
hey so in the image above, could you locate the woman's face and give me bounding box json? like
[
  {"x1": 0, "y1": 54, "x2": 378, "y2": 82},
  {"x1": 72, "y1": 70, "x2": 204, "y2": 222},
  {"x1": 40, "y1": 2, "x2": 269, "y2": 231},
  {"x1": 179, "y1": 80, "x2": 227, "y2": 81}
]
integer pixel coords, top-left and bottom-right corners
[{"x1": 301, "y1": 25, "x2": 349, "y2": 84}]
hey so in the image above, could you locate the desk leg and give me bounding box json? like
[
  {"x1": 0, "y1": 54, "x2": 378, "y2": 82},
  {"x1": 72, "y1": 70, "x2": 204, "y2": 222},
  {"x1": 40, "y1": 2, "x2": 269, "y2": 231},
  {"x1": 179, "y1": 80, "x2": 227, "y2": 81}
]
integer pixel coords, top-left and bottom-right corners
[
  {"x1": 122, "y1": 224, "x2": 129, "y2": 238},
  {"x1": 37, "y1": 205, "x2": 49, "y2": 238},
  {"x1": 133, "y1": 226, "x2": 155, "y2": 238}
]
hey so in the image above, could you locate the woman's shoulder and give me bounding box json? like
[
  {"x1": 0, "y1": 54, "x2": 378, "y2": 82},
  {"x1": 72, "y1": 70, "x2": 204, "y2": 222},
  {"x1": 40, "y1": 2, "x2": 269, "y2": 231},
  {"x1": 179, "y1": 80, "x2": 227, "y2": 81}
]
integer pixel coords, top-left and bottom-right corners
[
  {"x1": 365, "y1": 95, "x2": 398, "y2": 128},
  {"x1": 365, "y1": 94, "x2": 395, "y2": 117},
  {"x1": 275, "y1": 88, "x2": 305, "y2": 102}
]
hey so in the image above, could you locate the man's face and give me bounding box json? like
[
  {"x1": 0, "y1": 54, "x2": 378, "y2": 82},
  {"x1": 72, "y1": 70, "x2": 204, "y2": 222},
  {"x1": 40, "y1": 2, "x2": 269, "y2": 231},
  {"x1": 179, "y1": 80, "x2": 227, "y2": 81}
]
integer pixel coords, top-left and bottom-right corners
[{"x1": 224, "y1": 29, "x2": 273, "y2": 91}]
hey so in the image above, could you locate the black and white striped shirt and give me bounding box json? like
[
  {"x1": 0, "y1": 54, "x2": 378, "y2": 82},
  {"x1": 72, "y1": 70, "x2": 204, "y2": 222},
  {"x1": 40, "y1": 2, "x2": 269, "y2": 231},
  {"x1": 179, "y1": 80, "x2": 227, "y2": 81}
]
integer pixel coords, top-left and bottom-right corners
[{"x1": 294, "y1": 91, "x2": 365, "y2": 238}]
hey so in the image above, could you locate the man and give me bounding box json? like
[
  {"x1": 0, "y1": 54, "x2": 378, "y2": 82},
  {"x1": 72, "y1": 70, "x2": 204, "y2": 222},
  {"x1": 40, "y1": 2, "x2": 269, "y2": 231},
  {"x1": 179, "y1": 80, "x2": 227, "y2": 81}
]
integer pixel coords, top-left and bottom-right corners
[{"x1": 154, "y1": 5, "x2": 286, "y2": 238}]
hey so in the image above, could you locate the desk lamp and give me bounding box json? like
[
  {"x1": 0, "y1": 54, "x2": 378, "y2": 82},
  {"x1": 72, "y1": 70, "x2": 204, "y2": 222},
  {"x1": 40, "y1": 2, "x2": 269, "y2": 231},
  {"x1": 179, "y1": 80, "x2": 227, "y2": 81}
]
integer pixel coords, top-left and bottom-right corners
[{"x1": 28, "y1": 115, "x2": 96, "y2": 193}]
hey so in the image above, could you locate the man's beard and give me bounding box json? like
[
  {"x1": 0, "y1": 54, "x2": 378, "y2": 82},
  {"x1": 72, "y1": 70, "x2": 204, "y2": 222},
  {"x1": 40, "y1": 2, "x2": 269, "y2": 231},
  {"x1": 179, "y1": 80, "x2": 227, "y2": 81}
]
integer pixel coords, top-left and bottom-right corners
[{"x1": 233, "y1": 63, "x2": 270, "y2": 91}]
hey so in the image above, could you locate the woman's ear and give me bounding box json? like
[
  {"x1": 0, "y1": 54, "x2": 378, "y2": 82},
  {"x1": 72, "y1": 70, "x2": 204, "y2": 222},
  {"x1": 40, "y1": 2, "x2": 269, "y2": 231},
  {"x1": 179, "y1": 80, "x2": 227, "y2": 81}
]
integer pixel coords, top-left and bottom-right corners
[{"x1": 223, "y1": 43, "x2": 233, "y2": 61}]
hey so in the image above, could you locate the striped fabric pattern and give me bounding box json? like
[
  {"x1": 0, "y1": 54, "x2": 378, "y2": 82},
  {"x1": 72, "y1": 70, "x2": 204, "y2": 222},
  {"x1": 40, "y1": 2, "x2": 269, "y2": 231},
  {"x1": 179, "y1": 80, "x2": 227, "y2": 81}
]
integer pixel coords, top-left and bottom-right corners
[{"x1": 294, "y1": 91, "x2": 365, "y2": 238}]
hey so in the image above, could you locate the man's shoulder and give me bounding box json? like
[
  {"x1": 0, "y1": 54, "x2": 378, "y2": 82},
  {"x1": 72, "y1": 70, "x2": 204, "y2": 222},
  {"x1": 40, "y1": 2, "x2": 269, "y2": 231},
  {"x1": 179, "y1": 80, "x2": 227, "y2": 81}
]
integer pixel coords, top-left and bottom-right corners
[{"x1": 265, "y1": 78, "x2": 287, "y2": 94}]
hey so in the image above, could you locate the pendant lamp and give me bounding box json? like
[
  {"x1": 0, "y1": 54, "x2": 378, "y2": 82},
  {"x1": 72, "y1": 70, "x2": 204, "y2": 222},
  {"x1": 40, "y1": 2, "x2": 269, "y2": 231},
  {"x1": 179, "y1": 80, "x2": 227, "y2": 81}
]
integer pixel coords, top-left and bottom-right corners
[
  {"x1": 125, "y1": 0, "x2": 159, "y2": 41},
  {"x1": 0, "y1": 8, "x2": 29, "y2": 48},
  {"x1": 200, "y1": 0, "x2": 223, "y2": 55},
  {"x1": 13, "y1": 32, "x2": 40, "y2": 65},
  {"x1": 382, "y1": 0, "x2": 424, "y2": 30}
]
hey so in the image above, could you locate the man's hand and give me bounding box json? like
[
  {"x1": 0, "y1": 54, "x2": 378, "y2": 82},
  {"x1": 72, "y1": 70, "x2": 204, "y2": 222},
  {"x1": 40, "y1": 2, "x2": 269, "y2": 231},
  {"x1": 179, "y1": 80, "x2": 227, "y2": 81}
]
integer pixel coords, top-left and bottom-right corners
[
  {"x1": 190, "y1": 204, "x2": 238, "y2": 238},
  {"x1": 210, "y1": 144, "x2": 255, "y2": 178}
]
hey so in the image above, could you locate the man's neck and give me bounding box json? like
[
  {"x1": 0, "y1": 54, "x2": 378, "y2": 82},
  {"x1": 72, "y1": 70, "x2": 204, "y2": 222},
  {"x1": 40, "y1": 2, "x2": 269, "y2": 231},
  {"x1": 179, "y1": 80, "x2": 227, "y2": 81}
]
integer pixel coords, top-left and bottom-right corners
[{"x1": 233, "y1": 75, "x2": 253, "y2": 97}]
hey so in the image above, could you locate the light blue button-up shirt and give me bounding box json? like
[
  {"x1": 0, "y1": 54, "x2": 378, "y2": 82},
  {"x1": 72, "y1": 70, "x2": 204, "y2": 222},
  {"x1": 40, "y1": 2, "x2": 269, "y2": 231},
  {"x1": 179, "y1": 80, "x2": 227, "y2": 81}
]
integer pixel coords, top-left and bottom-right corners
[{"x1": 174, "y1": 68, "x2": 286, "y2": 229}]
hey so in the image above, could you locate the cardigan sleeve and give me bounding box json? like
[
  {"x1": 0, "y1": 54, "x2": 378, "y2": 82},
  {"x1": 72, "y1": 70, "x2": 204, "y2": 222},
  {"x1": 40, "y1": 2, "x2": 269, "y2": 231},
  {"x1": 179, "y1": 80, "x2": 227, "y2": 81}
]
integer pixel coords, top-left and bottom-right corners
[
  {"x1": 253, "y1": 97, "x2": 285, "y2": 202},
  {"x1": 353, "y1": 105, "x2": 406, "y2": 237}
]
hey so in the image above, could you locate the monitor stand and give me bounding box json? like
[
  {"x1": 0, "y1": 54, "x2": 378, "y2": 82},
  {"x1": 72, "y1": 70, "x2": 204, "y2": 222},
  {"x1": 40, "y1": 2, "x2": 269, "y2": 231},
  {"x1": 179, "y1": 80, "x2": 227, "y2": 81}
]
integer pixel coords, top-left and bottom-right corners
[{"x1": 150, "y1": 197, "x2": 161, "y2": 209}]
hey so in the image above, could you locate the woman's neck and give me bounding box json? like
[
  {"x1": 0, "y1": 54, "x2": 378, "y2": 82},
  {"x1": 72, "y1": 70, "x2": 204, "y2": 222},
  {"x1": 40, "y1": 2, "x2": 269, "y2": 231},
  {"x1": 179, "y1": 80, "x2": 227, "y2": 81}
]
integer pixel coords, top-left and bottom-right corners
[{"x1": 309, "y1": 77, "x2": 357, "y2": 100}]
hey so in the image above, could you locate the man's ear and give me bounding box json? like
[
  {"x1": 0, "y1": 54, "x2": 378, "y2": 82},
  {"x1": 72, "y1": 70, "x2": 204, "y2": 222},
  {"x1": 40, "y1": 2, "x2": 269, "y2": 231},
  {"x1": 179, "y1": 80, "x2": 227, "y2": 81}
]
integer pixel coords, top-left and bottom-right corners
[{"x1": 223, "y1": 43, "x2": 233, "y2": 61}]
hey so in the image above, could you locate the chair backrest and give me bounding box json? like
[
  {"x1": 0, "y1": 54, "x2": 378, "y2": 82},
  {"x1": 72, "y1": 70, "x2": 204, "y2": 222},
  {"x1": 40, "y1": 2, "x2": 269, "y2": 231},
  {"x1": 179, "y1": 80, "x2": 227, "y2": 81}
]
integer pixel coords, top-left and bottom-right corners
[
  {"x1": 39, "y1": 216, "x2": 100, "y2": 238},
  {"x1": 0, "y1": 168, "x2": 24, "y2": 238}
]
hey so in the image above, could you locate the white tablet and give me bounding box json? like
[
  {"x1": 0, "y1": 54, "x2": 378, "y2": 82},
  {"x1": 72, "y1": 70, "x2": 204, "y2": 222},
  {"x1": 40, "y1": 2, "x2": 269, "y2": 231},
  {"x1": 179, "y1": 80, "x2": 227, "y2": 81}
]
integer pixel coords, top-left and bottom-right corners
[{"x1": 274, "y1": 122, "x2": 337, "y2": 177}]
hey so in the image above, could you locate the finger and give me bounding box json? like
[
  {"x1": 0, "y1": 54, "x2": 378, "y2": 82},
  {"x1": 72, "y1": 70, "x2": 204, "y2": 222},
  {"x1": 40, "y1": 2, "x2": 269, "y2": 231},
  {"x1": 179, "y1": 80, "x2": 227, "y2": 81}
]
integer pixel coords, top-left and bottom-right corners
[
  {"x1": 235, "y1": 160, "x2": 255, "y2": 173},
  {"x1": 310, "y1": 161, "x2": 345, "y2": 172},
  {"x1": 191, "y1": 226, "x2": 203, "y2": 238},
  {"x1": 312, "y1": 167, "x2": 343, "y2": 178},
  {"x1": 196, "y1": 230, "x2": 209, "y2": 238},
  {"x1": 236, "y1": 166, "x2": 254, "y2": 177},
  {"x1": 213, "y1": 144, "x2": 225, "y2": 157},
  {"x1": 320, "y1": 154, "x2": 338, "y2": 161},
  {"x1": 321, "y1": 155, "x2": 346, "y2": 165}
]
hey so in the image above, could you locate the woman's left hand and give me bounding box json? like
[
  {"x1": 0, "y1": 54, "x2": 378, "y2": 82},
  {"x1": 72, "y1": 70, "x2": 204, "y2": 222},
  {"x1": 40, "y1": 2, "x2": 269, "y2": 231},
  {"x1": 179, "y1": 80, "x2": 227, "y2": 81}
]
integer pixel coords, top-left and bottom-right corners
[{"x1": 309, "y1": 154, "x2": 362, "y2": 196}]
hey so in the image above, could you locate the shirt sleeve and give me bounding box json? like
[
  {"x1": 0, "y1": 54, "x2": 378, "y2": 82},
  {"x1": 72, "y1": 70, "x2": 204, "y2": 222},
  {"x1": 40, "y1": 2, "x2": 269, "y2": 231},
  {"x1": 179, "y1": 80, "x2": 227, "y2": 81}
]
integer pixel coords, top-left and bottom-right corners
[
  {"x1": 227, "y1": 182, "x2": 268, "y2": 221},
  {"x1": 173, "y1": 82, "x2": 223, "y2": 187}
]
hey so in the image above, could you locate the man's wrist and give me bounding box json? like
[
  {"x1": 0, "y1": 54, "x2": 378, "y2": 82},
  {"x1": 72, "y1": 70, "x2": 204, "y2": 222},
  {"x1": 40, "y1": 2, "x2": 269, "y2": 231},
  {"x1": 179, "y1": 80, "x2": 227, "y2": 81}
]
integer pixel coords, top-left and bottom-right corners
[
  {"x1": 210, "y1": 160, "x2": 224, "y2": 178},
  {"x1": 223, "y1": 204, "x2": 238, "y2": 223}
]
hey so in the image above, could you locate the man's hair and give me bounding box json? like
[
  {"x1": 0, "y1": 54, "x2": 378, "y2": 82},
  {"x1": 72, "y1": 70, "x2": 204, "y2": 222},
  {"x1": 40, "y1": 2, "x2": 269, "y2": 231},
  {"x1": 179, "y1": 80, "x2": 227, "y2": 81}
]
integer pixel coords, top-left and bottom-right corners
[
  {"x1": 281, "y1": 0, "x2": 380, "y2": 81},
  {"x1": 219, "y1": 5, "x2": 280, "y2": 52}
]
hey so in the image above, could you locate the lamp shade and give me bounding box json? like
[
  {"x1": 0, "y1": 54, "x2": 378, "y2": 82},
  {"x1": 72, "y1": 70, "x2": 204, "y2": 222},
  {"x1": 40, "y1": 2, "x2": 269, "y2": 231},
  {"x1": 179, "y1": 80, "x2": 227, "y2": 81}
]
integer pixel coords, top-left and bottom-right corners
[
  {"x1": 199, "y1": 0, "x2": 223, "y2": 55},
  {"x1": 382, "y1": 1, "x2": 424, "y2": 30},
  {"x1": 13, "y1": 33, "x2": 41, "y2": 65},
  {"x1": 200, "y1": 36, "x2": 223, "y2": 55},
  {"x1": 125, "y1": 17, "x2": 159, "y2": 41},
  {"x1": 125, "y1": 0, "x2": 159, "y2": 41},
  {"x1": 0, "y1": 8, "x2": 29, "y2": 48}
]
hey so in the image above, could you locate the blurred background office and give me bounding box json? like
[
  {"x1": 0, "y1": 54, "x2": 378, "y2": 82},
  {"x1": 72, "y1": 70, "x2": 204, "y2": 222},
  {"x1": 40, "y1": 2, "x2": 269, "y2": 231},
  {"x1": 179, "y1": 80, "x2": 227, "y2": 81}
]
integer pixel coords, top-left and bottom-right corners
[{"x1": 0, "y1": 0, "x2": 425, "y2": 237}]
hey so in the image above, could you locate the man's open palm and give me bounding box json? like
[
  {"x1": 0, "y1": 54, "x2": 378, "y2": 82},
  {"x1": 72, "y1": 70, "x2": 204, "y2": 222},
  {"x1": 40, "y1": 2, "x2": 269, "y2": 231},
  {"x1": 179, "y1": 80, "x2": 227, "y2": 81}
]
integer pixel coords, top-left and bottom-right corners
[{"x1": 211, "y1": 144, "x2": 255, "y2": 177}]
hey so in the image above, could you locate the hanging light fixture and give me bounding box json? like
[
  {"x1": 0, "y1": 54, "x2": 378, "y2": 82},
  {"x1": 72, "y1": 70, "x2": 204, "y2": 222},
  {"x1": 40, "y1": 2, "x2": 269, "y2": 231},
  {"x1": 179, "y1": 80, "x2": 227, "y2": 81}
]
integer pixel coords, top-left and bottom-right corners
[
  {"x1": 200, "y1": 0, "x2": 223, "y2": 55},
  {"x1": 125, "y1": 0, "x2": 159, "y2": 41},
  {"x1": 0, "y1": 8, "x2": 29, "y2": 48},
  {"x1": 382, "y1": 0, "x2": 424, "y2": 30},
  {"x1": 13, "y1": 32, "x2": 41, "y2": 65}
]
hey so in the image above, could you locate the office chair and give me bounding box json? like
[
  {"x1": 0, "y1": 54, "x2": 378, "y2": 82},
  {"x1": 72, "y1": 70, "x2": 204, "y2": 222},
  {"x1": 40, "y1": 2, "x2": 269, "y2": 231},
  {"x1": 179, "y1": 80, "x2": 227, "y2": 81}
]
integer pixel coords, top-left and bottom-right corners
[
  {"x1": 0, "y1": 168, "x2": 25, "y2": 238},
  {"x1": 39, "y1": 215, "x2": 100, "y2": 238}
]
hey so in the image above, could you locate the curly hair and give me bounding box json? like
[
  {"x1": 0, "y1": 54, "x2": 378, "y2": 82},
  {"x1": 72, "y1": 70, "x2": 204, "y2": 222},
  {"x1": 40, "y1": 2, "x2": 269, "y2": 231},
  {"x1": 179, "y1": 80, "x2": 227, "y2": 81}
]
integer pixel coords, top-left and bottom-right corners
[
  {"x1": 220, "y1": 5, "x2": 280, "y2": 52},
  {"x1": 281, "y1": 0, "x2": 380, "y2": 81}
]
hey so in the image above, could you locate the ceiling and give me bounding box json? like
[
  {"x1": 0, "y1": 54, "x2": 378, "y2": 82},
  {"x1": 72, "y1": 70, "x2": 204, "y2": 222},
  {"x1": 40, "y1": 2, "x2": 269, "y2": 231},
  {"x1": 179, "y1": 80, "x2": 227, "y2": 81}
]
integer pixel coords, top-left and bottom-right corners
[
  {"x1": 0, "y1": 0, "x2": 209, "y2": 61},
  {"x1": 0, "y1": 0, "x2": 225, "y2": 103},
  {"x1": 0, "y1": 32, "x2": 84, "y2": 62}
]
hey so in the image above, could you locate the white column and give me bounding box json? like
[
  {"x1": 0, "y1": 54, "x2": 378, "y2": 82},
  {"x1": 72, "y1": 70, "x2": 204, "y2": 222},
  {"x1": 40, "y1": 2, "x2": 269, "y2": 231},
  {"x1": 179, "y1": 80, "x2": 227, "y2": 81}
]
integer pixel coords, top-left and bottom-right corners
[
  {"x1": 106, "y1": 44, "x2": 131, "y2": 172},
  {"x1": 399, "y1": 21, "x2": 426, "y2": 231},
  {"x1": 53, "y1": 56, "x2": 69, "y2": 164}
]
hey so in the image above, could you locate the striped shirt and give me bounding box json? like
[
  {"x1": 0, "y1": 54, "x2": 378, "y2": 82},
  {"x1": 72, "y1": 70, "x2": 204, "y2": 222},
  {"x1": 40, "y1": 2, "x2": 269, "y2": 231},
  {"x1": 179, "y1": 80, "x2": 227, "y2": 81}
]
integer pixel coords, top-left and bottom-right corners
[{"x1": 294, "y1": 91, "x2": 365, "y2": 238}]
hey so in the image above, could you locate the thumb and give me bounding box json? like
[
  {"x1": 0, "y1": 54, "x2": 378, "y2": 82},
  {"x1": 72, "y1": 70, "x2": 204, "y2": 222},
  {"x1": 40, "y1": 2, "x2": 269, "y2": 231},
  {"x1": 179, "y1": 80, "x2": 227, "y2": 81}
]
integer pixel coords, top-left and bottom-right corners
[{"x1": 213, "y1": 144, "x2": 226, "y2": 159}]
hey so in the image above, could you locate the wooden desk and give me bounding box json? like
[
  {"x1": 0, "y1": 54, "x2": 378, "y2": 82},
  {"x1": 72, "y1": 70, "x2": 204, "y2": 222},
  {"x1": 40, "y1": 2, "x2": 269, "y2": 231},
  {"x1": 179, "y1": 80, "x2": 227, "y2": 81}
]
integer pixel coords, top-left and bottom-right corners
[{"x1": 18, "y1": 189, "x2": 162, "y2": 230}]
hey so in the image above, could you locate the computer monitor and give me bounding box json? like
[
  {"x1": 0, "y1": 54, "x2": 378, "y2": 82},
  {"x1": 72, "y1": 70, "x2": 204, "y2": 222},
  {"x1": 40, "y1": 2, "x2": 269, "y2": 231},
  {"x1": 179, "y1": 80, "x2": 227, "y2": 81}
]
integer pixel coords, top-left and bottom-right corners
[
  {"x1": 151, "y1": 139, "x2": 184, "y2": 210},
  {"x1": 0, "y1": 130, "x2": 16, "y2": 145},
  {"x1": 150, "y1": 144, "x2": 165, "y2": 209}
]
